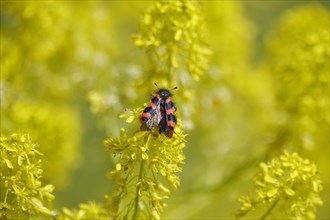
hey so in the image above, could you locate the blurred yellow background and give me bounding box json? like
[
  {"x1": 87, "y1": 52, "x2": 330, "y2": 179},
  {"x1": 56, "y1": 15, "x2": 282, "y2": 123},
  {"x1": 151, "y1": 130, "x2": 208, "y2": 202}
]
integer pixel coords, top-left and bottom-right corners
[{"x1": 1, "y1": 1, "x2": 329, "y2": 219}]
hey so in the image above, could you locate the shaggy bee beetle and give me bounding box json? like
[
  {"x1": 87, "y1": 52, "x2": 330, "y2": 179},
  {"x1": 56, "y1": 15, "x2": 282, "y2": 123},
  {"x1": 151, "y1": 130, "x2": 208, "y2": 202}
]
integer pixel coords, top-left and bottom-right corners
[{"x1": 140, "y1": 83, "x2": 177, "y2": 138}]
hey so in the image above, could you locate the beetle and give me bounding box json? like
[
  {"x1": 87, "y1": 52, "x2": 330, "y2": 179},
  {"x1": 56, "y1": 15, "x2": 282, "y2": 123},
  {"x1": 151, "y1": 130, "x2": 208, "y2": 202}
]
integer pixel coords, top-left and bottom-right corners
[{"x1": 140, "y1": 83, "x2": 177, "y2": 137}]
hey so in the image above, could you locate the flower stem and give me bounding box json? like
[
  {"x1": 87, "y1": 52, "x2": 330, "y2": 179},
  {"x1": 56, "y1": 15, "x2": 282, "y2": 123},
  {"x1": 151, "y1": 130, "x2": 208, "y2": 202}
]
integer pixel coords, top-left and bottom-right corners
[
  {"x1": 132, "y1": 133, "x2": 151, "y2": 219},
  {"x1": 132, "y1": 160, "x2": 144, "y2": 219},
  {"x1": 260, "y1": 197, "x2": 280, "y2": 220}
]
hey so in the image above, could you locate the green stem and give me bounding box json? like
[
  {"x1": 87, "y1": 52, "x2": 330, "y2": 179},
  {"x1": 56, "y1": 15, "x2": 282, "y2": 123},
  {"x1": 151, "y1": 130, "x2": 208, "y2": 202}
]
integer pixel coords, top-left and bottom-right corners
[
  {"x1": 132, "y1": 133, "x2": 151, "y2": 219},
  {"x1": 260, "y1": 197, "x2": 280, "y2": 220},
  {"x1": 132, "y1": 160, "x2": 144, "y2": 219},
  {"x1": 4, "y1": 189, "x2": 9, "y2": 203}
]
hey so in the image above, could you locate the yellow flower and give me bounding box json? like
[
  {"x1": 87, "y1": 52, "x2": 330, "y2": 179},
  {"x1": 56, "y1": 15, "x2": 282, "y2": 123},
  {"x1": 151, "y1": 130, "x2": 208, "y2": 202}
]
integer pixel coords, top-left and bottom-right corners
[
  {"x1": 237, "y1": 150, "x2": 323, "y2": 219},
  {"x1": 132, "y1": 0, "x2": 211, "y2": 81},
  {"x1": 266, "y1": 3, "x2": 329, "y2": 151},
  {"x1": 57, "y1": 201, "x2": 109, "y2": 220},
  {"x1": 0, "y1": 133, "x2": 55, "y2": 219},
  {"x1": 104, "y1": 107, "x2": 186, "y2": 219}
]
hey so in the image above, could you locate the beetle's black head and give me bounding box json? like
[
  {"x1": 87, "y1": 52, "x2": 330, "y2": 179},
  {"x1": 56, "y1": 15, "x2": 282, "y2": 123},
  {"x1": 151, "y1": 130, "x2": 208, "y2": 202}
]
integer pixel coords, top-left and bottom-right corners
[
  {"x1": 157, "y1": 89, "x2": 172, "y2": 99},
  {"x1": 154, "y1": 83, "x2": 177, "y2": 99}
]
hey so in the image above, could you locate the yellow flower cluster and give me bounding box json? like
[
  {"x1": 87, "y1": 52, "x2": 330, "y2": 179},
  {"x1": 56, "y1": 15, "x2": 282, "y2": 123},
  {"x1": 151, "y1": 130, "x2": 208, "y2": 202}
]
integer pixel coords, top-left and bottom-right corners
[
  {"x1": 56, "y1": 201, "x2": 109, "y2": 220},
  {"x1": 2, "y1": 101, "x2": 81, "y2": 188},
  {"x1": 266, "y1": 4, "x2": 329, "y2": 151},
  {"x1": 237, "y1": 151, "x2": 323, "y2": 219},
  {"x1": 0, "y1": 133, "x2": 55, "y2": 219},
  {"x1": 132, "y1": 0, "x2": 211, "y2": 81},
  {"x1": 1, "y1": 2, "x2": 84, "y2": 188},
  {"x1": 104, "y1": 108, "x2": 186, "y2": 219}
]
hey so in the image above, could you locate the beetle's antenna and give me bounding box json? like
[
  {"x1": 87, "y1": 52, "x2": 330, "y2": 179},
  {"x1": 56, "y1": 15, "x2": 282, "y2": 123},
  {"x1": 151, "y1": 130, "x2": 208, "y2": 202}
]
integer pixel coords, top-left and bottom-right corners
[
  {"x1": 154, "y1": 82, "x2": 159, "y2": 89},
  {"x1": 170, "y1": 86, "x2": 178, "y2": 91}
]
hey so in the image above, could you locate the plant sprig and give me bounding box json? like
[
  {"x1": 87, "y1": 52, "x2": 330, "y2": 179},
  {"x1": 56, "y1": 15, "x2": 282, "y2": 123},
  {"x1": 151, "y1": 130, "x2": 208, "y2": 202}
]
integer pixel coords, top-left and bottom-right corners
[{"x1": 104, "y1": 108, "x2": 186, "y2": 219}]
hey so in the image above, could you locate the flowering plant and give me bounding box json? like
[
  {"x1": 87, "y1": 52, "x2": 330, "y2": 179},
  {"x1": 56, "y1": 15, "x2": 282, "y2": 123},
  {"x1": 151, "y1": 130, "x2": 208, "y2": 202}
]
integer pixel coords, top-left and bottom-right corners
[
  {"x1": 237, "y1": 151, "x2": 323, "y2": 219},
  {"x1": 104, "y1": 108, "x2": 186, "y2": 219},
  {"x1": 0, "y1": 133, "x2": 55, "y2": 219}
]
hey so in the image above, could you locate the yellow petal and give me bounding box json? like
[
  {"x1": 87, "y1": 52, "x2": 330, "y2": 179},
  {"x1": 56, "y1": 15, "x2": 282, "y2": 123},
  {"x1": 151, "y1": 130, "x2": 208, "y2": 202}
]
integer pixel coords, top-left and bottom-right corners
[
  {"x1": 116, "y1": 163, "x2": 122, "y2": 171},
  {"x1": 264, "y1": 174, "x2": 278, "y2": 184},
  {"x1": 126, "y1": 116, "x2": 135, "y2": 123},
  {"x1": 5, "y1": 159, "x2": 13, "y2": 169},
  {"x1": 174, "y1": 29, "x2": 182, "y2": 41},
  {"x1": 284, "y1": 187, "x2": 295, "y2": 196},
  {"x1": 18, "y1": 156, "x2": 23, "y2": 166},
  {"x1": 267, "y1": 188, "x2": 278, "y2": 197}
]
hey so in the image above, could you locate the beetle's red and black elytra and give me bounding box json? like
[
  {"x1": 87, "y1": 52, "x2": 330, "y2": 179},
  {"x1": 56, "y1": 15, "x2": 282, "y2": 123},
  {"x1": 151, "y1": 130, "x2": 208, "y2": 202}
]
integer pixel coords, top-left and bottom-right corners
[{"x1": 140, "y1": 83, "x2": 177, "y2": 138}]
